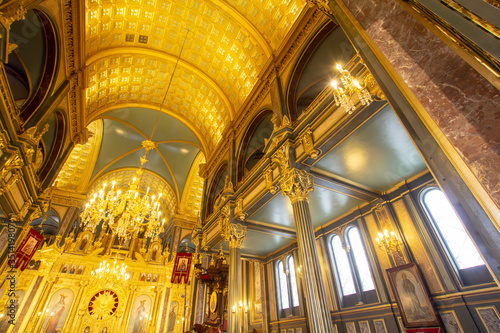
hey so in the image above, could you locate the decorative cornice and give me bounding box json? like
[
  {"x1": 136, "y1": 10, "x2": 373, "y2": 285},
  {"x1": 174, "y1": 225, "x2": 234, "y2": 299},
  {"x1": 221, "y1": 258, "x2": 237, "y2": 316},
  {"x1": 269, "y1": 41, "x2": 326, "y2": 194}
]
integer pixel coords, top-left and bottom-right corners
[{"x1": 62, "y1": 0, "x2": 83, "y2": 143}]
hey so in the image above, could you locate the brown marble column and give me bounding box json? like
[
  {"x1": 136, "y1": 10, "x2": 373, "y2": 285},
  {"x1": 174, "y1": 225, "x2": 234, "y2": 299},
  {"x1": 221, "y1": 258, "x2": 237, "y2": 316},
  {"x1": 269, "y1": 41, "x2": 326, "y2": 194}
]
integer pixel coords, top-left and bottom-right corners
[
  {"x1": 281, "y1": 168, "x2": 334, "y2": 333},
  {"x1": 331, "y1": 0, "x2": 500, "y2": 216}
]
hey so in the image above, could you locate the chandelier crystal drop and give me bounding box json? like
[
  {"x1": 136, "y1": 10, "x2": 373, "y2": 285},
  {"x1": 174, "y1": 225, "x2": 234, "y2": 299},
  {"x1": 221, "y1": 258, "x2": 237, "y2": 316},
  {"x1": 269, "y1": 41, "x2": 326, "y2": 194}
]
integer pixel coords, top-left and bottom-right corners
[
  {"x1": 91, "y1": 260, "x2": 130, "y2": 285},
  {"x1": 331, "y1": 63, "x2": 373, "y2": 114}
]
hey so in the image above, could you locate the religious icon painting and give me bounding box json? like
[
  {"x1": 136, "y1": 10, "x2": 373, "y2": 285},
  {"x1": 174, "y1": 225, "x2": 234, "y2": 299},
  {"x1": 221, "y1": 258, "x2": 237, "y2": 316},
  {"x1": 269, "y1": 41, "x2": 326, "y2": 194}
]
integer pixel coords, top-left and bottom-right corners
[
  {"x1": 152, "y1": 274, "x2": 158, "y2": 282},
  {"x1": 209, "y1": 291, "x2": 217, "y2": 313},
  {"x1": 61, "y1": 263, "x2": 69, "y2": 274},
  {"x1": 41, "y1": 288, "x2": 74, "y2": 333},
  {"x1": 387, "y1": 263, "x2": 439, "y2": 328},
  {"x1": 77, "y1": 265, "x2": 84, "y2": 275},
  {"x1": 166, "y1": 301, "x2": 178, "y2": 333},
  {"x1": 79, "y1": 234, "x2": 90, "y2": 251},
  {"x1": 127, "y1": 295, "x2": 152, "y2": 333}
]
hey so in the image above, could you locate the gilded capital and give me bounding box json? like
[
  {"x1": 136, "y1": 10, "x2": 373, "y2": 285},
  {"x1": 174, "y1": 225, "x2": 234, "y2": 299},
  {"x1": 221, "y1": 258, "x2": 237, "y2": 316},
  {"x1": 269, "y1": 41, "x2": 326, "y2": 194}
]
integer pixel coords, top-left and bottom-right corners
[
  {"x1": 228, "y1": 223, "x2": 247, "y2": 249},
  {"x1": 280, "y1": 168, "x2": 314, "y2": 203}
]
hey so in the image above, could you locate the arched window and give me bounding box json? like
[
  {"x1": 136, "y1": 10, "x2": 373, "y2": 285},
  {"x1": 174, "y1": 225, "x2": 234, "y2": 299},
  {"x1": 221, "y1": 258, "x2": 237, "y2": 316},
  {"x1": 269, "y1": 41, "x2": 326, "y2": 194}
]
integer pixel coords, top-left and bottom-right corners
[
  {"x1": 276, "y1": 260, "x2": 289, "y2": 310},
  {"x1": 276, "y1": 255, "x2": 300, "y2": 315},
  {"x1": 420, "y1": 188, "x2": 492, "y2": 285},
  {"x1": 287, "y1": 256, "x2": 300, "y2": 307},
  {"x1": 329, "y1": 226, "x2": 376, "y2": 306}
]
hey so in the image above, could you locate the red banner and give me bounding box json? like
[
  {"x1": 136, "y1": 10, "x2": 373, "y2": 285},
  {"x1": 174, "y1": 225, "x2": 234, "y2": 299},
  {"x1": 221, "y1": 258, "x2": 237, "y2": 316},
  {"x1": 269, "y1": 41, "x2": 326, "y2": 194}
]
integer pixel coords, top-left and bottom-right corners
[
  {"x1": 171, "y1": 252, "x2": 192, "y2": 284},
  {"x1": 15, "y1": 228, "x2": 43, "y2": 271}
]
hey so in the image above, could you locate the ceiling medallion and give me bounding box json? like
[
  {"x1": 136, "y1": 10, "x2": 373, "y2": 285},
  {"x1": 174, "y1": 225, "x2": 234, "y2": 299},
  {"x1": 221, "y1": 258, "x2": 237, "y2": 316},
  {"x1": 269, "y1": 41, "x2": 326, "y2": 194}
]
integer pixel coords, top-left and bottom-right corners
[{"x1": 88, "y1": 290, "x2": 119, "y2": 320}]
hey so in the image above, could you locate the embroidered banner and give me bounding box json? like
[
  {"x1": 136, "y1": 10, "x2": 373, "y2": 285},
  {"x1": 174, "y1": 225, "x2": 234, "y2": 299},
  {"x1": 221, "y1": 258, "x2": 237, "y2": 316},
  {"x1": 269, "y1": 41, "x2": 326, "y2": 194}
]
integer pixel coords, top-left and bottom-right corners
[
  {"x1": 171, "y1": 252, "x2": 192, "y2": 284},
  {"x1": 15, "y1": 228, "x2": 44, "y2": 271}
]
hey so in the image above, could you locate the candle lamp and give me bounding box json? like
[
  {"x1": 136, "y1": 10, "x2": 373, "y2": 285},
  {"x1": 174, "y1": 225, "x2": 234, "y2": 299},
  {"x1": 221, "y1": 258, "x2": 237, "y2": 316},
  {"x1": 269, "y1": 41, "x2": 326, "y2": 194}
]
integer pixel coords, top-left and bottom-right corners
[{"x1": 375, "y1": 229, "x2": 405, "y2": 265}]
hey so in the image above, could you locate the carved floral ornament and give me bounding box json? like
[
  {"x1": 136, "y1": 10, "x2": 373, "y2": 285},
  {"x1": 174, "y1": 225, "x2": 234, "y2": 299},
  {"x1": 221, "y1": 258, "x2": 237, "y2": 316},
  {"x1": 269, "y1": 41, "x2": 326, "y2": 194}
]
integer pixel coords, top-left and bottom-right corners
[{"x1": 280, "y1": 168, "x2": 314, "y2": 204}]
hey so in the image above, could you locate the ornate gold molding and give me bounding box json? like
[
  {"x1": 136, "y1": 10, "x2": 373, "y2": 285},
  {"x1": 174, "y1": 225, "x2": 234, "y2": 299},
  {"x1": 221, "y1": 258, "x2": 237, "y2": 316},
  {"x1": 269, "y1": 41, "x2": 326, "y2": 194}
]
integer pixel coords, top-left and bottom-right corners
[
  {"x1": 227, "y1": 223, "x2": 247, "y2": 249},
  {"x1": 280, "y1": 168, "x2": 314, "y2": 204},
  {"x1": 271, "y1": 141, "x2": 291, "y2": 172},
  {"x1": 306, "y1": 0, "x2": 333, "y2": 16},
  {"x1": 301, "y1": 129, "x2": 320, "y2": 159},
  {"x1": 264, "y1": 168, "x2": 278, "y2": 194}
]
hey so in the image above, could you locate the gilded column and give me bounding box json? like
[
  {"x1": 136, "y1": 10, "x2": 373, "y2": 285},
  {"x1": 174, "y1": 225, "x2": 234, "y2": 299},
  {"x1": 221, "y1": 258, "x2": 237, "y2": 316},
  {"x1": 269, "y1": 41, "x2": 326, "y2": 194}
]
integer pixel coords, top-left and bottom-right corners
[
  {"x1": 281, "y1": 168, "x2": 334, "y2": 333},
  {"x1": 149, "y1": 285, "x2": 163, "y2": 333},
  {"x1": 120, "y1": 285, "x2": 137, "y2": 330},
  {"x1": 226, "y1": 222, "x2": 246, "y2": 333},
  {"x1": 67, "y1": 280, "x2": 89, "y2": 332},
  {"x1": 30, "y1": 276, "x2": 59, "y2": 332}
]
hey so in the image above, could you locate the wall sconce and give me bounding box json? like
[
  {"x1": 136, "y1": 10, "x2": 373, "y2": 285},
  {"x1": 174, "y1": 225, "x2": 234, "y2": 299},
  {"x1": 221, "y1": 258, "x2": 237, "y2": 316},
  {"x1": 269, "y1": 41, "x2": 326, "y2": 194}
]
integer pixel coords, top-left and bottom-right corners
[
  {"x1": 331, "y1": 63, "x2": 372, "y2": 114},
  {"x1": 375, "y1": 229, "x2": 405, "y2": 265}
]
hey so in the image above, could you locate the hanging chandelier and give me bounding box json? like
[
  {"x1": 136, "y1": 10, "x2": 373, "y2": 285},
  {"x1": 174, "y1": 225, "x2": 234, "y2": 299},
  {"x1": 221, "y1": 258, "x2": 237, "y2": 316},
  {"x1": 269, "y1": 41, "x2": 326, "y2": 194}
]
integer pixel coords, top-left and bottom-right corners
[
  {"x1": 80, "y1": 140, "x2": 166, "y2": 242},
  {"x1": 80, "y1": 29, "x2": 191, "y2": 244},
  {"x1": 331, "y1": 63, "x2": 372, "y2": 114},
  {"x1": 91, "y1": 260, "x2": 130, "y2": 285}
]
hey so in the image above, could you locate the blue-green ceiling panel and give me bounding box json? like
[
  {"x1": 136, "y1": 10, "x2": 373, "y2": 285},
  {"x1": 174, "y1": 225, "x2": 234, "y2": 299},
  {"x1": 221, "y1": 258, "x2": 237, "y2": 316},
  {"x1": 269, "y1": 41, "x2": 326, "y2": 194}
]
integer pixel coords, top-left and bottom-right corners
[
  {"x1": 98, "y1": 149, "x2": 176, "y2": 195},
  {"x1": 249, "y1": 194, "x2": 295, "y2": 228},
  {"x1": 249, "y1": 186, "x2": 364, "y2": 229},
  {"x1": 220, "y1": 230, "x2": 295, "y2": 257},
  {"x1": 314, "y1": 106, "x2": 427, "y2": 191},
  {"x1": 92, "y1": 119, "x2": 145, "y2": 178},
  {"x1": 308, "y1": 186, "x2": 365, "y2": 228},
  {"x1": 156, "y1": 142, "x2": 200, "y2": 197},
  {"x1": 102, "y1": 108, "x2": 202, "y2": 147}
]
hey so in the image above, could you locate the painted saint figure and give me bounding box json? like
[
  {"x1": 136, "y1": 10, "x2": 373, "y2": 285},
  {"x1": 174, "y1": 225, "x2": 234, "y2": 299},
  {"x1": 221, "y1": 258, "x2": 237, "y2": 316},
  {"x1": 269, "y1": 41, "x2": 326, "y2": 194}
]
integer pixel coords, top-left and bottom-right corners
[
  {"x1": 132, "y1": 299, "x2": 148, "y2": 333},
  {"x1": 46, "y1": 294, "x2": 67, "y2": 333},
  {"x1": 401, "y1": 272, "x2": 430, "y2": 320}
]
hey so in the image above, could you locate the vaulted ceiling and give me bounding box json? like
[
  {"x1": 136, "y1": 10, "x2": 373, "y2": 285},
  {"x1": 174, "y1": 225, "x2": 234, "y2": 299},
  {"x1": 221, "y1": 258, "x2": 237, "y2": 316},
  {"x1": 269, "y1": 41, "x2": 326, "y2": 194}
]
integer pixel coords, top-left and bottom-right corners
[
  {"x1": 84, "y1": 0, "x2": 307, "y2": 149},
  {"x1": 57, "y1": 0, "x2": 309, "y2": 221}
]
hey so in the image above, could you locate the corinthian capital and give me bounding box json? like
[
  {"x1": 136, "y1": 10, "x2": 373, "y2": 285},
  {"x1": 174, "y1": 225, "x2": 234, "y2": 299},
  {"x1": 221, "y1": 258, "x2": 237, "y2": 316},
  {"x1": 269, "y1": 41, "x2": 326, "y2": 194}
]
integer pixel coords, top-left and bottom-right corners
[
  {"x1": 280, "y1": 169, "x2": 314, "y2": 203},
  {"x1": 228, "y1": 223, "x2": 247, "y2": 249}
]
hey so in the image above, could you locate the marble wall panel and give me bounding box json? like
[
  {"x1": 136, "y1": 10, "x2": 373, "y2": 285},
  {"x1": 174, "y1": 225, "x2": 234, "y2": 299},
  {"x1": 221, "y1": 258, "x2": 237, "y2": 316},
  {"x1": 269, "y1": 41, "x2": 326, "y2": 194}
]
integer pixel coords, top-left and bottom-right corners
[{"x1": 341, "y1": 0, "x2": 500, "y2": 208}]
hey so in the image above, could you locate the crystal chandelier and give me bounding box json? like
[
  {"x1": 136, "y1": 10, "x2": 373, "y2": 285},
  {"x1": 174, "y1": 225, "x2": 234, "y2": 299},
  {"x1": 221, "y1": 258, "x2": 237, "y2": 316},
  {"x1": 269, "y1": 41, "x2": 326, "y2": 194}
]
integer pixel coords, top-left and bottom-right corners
[
  {"x1": 91, "y1": 260, "x2": 130, "y2": 285},
  {"x1": 80, "y1": 140, "x2": 166, "y2": 242},
  {"x1": 331, "y1": 63, "x2": 372, "y2": 114},
  {"x1": 80, "y1": 30, "x2": 190, "y2": 244}
]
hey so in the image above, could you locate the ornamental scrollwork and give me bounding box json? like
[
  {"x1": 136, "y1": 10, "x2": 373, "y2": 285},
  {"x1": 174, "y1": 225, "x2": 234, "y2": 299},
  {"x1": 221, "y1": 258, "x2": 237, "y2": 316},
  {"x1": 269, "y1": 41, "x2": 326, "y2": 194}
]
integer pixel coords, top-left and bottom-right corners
[
  {"x1": 301, "y1": 129, "x2": 320, "y2": 159},
  {"x1": 271, "y1": 141, "x2": 291, "y2": 172},
  {"x1": 280, "y1": 168, "x2": 314, "y2": 203}
]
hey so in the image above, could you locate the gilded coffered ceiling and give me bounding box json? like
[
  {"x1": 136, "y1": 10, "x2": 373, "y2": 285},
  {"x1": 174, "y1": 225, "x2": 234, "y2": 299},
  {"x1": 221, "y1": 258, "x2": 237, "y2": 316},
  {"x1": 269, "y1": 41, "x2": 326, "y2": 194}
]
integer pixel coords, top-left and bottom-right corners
[{"x1": 85, "y1": 0, "x2": 307, "y2": 149}]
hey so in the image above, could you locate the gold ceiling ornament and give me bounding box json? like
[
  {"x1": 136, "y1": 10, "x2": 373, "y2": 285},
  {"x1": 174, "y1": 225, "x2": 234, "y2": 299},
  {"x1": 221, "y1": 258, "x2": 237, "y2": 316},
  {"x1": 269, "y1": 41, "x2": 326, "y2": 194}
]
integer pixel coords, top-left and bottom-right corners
[
  {"x1": 90, "y1": 260, "x2": 130, "y2": 286},
  {"x1": 81, "y1": 30, "x2": 191, "y2": 243},
  {"x1": 330, "y1": 63, "x2": 373, "y2": 114}
]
